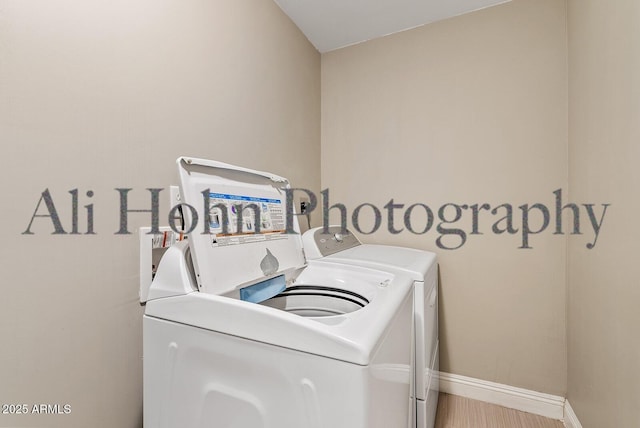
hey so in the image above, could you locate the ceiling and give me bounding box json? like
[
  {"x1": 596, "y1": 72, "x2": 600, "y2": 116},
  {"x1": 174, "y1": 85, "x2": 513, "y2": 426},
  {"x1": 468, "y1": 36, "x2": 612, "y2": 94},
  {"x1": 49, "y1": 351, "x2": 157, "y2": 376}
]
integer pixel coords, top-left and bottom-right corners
[{"x1": 274, "y1": 0, "x2": 511, "y2": 53}]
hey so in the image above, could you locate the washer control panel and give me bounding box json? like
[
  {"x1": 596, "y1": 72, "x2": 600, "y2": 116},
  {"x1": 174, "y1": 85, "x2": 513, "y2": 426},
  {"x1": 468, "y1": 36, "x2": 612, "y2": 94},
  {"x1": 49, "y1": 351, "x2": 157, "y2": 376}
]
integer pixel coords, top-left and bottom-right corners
[{"x1": 310, "y1": 226, "x2": 361, "y2": 257}]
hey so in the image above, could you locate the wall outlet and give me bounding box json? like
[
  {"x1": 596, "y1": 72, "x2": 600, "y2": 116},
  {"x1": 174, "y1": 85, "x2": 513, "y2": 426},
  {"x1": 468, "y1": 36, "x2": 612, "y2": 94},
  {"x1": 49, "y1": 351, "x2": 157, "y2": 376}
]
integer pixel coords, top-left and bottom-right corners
[{"x1": 300, "y1": 198, "x2": 311, "y2": 214}]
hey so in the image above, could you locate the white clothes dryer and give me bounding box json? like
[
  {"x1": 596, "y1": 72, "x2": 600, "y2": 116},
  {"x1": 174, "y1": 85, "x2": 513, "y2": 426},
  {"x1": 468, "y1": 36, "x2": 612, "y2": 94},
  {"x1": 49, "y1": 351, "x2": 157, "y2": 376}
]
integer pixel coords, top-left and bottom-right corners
[
  {"x1": 302, "y1": 226, "x2": 439, "y2": 428},
  {"x1": 141, "y1": 158, "x2": 416, "y2": 428}
]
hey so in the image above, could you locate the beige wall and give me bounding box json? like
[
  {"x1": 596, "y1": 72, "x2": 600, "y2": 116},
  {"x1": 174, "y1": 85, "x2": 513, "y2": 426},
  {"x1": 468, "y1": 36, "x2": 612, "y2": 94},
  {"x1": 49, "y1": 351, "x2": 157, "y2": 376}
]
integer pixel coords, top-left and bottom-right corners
[
  {"x1": 321, "y1": 0, "x2": 568, "y2": 395},
  {"x1": 567, "y1": 0, "x2": 640, "y2": 426},
  {"x1": 0, "y1": 0, "x2": 319, "y2": 427}
]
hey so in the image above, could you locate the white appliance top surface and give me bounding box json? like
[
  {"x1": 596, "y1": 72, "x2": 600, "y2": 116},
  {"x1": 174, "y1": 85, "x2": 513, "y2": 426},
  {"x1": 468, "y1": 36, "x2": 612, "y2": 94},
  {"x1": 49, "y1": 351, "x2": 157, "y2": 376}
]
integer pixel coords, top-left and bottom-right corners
[
  {"x1": 145, "y1": 262, "x2": 414, "y2": 365},
  {"x1": 177, "y1": 157, "x2": 306, "y2": 296},
  {"x1": 326, "y1": 244, "x2": 437, "y2": 281}
]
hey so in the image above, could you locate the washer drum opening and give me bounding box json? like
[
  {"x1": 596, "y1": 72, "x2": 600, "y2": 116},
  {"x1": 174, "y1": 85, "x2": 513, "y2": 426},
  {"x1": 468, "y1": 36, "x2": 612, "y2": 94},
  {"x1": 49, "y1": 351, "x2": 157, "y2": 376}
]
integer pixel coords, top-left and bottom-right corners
[{"x1": 260, "y1": 285, "x2": 370, "y2": 317}]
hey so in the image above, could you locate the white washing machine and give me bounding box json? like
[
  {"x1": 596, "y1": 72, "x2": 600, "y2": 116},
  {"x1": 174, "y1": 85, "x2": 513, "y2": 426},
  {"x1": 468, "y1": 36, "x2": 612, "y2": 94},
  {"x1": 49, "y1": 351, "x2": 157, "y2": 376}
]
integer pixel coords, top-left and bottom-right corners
[
  {"x1": 302, "y1": 227, "x2": 439, "y2": 428},
  {"x1": 141, "y1": 157, "x2": 416, "y2": 428}
]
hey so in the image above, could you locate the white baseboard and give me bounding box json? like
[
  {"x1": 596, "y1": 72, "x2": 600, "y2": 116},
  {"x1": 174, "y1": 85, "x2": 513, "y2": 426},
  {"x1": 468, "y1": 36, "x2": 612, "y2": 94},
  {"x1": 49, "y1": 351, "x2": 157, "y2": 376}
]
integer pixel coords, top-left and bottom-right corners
[
  {"x1": 437, "y1": 372, "x2": 566, "y2": 420},
  {"x1": 563, "y1": 400, "x2": 583, "y2": 428}
]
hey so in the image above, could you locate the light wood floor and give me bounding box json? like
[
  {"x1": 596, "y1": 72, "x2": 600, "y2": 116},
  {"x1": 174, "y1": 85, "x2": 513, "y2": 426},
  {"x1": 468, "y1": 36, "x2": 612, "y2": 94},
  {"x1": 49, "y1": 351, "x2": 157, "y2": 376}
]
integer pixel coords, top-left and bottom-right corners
[{"x1": 435, "y1": 394, "x2": 565, "y2": 428}]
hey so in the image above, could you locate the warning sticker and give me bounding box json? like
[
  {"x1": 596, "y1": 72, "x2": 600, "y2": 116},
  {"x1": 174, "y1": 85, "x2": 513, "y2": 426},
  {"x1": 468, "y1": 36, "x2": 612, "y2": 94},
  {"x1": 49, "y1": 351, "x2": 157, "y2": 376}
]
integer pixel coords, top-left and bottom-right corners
[{"x1": 207, "y1": 193, "x2": 287, "y2": 246}]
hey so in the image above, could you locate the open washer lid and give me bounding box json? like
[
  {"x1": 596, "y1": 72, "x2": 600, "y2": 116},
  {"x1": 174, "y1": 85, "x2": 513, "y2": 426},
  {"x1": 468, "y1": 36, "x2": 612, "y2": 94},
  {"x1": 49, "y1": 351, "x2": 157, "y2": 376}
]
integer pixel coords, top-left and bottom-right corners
[{"x1": 177, "y1": 157, "x2": 306, "y2": 296}]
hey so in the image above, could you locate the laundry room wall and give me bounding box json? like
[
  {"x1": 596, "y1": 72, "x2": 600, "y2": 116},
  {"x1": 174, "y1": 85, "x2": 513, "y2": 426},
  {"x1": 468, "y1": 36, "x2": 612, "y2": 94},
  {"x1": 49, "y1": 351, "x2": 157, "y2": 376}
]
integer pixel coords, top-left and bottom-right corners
[
  {"x1": 321, "y1": 0, "x2": 568, "y2": 396},
  {"x1": 567, "y1": 0, "x2": 640, "y2": 425},
  {"x1": 0, "y1": 0, "x2": 319, "y2": 427}
]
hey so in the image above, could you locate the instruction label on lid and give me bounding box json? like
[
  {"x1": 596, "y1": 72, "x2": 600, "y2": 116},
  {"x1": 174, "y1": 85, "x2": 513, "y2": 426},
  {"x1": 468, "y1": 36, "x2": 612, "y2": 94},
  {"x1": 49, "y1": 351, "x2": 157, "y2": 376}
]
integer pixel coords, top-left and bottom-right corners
[{"x1": 208, "y1": 192, "x2": 287, "y2": 247}]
